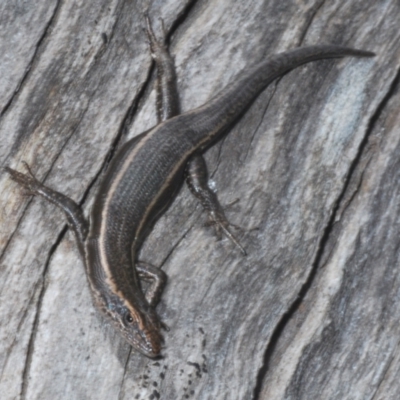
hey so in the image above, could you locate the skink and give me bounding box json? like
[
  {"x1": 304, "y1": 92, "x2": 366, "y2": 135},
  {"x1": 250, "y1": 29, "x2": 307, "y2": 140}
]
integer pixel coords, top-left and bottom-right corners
[{"x1": 5, "y1": 16, "x2": 374, "y2": 357}]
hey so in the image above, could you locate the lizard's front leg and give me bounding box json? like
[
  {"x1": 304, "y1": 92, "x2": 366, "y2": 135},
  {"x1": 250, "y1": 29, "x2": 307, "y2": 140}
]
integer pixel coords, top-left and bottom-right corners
[{"x1": 5, "y1": 163, "x2": 88, "y2": 254}]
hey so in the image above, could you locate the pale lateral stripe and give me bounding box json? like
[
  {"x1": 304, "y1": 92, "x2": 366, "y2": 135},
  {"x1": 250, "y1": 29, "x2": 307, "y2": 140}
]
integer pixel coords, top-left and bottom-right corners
[{"x1": 98, "y1": 125, "x2": 160, "y2": 294}]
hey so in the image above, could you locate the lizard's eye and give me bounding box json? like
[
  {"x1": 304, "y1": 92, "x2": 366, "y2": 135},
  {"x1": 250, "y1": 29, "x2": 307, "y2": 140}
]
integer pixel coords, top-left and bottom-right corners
[{"x1": 124, "y1": 311, "x2": 134, "y2": 324}]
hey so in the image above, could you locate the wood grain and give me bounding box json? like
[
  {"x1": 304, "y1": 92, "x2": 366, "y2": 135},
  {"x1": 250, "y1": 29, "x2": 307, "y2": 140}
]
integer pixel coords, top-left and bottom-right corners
[{"x1": 1, "y1": 0, "x2": 399, "y2": 399}]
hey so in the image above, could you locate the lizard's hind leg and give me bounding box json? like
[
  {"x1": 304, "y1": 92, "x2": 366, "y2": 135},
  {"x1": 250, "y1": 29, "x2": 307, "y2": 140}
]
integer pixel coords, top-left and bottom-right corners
[{"x1": 145, "y1": 15, "x2": 246, "y2": 255}]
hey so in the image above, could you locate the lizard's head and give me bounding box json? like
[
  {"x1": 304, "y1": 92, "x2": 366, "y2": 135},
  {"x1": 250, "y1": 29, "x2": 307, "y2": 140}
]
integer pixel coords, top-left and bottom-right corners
[
  {"x1": 116, "y1": 303, "x2": 164, "y2": 358},
  {"x1": 96, "y1": 291, "x2": 164, "y2": 358}
]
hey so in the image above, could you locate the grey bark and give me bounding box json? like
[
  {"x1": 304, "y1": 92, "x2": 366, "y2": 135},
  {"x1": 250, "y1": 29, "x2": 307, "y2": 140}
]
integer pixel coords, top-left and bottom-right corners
[{"x1": 0, "y1": 0, "x2": 399, "y2": 399}]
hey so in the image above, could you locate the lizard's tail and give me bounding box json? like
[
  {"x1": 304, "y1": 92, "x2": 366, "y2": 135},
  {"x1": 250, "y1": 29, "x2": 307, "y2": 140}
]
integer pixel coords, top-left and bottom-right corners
[{"x1": 181, "y1": 45, "x2": 374, "y2": 150}]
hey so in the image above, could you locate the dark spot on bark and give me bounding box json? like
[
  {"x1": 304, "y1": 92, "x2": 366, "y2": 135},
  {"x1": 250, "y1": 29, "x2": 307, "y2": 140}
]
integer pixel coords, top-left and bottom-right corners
[
  {"x1": 187, "y1": 362, "x2": 201, "y2": 372},
  {"x1": 153, "y1": 390, "x2": 160, "y2": 399}
]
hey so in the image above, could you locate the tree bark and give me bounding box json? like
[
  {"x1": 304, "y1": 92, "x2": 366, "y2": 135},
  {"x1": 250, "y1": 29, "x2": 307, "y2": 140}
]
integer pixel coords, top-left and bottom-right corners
[{"x1": 1, "y1": 0, "x2": 399, "y2": 399}]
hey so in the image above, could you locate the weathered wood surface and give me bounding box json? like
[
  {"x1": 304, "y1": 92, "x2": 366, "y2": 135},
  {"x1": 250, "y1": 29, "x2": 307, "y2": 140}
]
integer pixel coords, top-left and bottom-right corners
[{"x1": 0, "y1": 0, "x2": 399, "y2": 399}]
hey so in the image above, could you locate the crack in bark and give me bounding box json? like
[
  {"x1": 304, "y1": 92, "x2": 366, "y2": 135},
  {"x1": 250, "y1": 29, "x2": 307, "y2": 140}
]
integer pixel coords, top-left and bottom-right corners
[
  {"x1": 98, "y1": 45, "x2": 156, "y2": 173},
  {"x1": 208, "y1": 136, "x2": 227, "y2": 178},
  {"x1": 251, "y1": 40, "x2": 400, "y2": 400},
  {"x1": 371, "y1": 344, "x2": 400, "y2": 395},
  {"x1": 0, "y1": 0, "x2": 63, "y2": 119},
  {"x1": 158, "y1": 219, "x2": 197, "y2": 270},
  {"x1": 117, "y1": 346, "x2": 132, "y2": 400},
  {"x1": 0, "y1": 198, "x2": 32, "y2": 266},
  {"x1": 243, "y1": 85, "x2": 279, "y2": 163},
  {"x1": 164, "y1": 0, "x2": 199, "y2": 40},
  {"x1": 0, "y1": 287, "x2": 38, "y2": 378},
  {"x1": 90, "y1": 0, "x2": 125, "y2": 63},
  {"x1": 371, "y1": 350, "x2": 398, "y2": 400},
  {"x1": 20, "y1": 225, "x2": 68, "y2": 400},
  {"x1": 297, "y1": 0, "x2": 326, "y2": 46},
  {"x1": 207, "y1": 64, "x2": 279, "y2": 177}
]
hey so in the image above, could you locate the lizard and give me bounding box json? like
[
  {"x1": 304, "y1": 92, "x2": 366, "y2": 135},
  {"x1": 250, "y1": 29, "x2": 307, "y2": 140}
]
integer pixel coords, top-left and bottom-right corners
[{"x1": 5, "y1": 15, "x2": 374, "y2": 357}]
